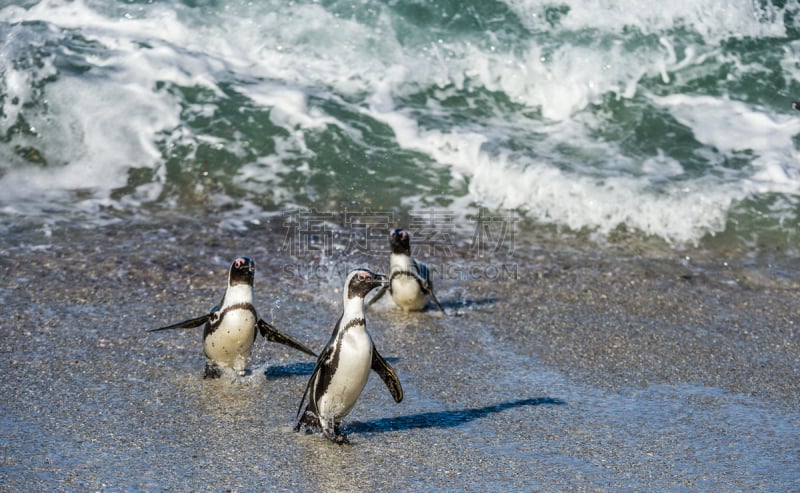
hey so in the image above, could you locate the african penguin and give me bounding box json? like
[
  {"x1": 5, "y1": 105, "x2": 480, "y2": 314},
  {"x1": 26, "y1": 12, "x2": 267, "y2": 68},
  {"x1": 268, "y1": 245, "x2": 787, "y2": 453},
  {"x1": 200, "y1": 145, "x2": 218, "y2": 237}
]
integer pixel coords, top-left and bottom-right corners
[
  {"x1": 149, "y1": 257, "x2": 316, "y2": 378},
  {"x1": 295, "y1": 268, "x2": 403, "y2": 444},
  {"x1": 366, "y1": 228, "x2": 445, "y2": 313}
]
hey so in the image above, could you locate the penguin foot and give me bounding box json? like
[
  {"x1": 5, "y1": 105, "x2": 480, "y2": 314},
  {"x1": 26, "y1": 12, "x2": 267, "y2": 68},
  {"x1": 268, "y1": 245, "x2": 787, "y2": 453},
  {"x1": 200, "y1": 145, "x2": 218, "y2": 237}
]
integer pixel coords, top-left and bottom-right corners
[
  {"x1": 294, "y1": 422, "x2": 314, "y2": 434},
  {"x1": 323, "y1": 430, "x2": 350, "y2": 445},
  {"x1": 321, "y1": 421, "x2": 350, "y2": 444},
  {"x1": 295, "y1": 425, "x2": 317, "y2": 436},
  {"x1": 203, "y1": 364, "x2": 222, "y2": 379},
  {"x1": 295, "y1": 411, "x2": 320, "y2": 434},
  {"x1": 295, "y1": 422, "x2": 350, "y2": 444}
]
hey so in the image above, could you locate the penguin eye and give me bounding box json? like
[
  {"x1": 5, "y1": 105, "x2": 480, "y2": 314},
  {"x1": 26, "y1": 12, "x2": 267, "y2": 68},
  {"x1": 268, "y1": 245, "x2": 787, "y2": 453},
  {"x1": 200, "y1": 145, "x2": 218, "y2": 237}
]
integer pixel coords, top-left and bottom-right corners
[{"x1": 357, "y1": 272, "x2": 369, "y2": 281}]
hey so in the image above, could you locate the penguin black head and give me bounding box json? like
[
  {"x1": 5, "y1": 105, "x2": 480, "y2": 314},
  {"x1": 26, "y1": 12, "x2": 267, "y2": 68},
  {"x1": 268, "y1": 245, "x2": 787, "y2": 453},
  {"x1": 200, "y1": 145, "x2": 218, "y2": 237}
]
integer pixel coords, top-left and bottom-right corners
[
  {"x1": 389, "y1": 228, "x2": 411, "y2": 255},
  {"x1": 228, "y1": 257, "x2": 255, "y2": 286},
  {"x1": 346, "y1": 268, "x2": 386, "y2": 299}
]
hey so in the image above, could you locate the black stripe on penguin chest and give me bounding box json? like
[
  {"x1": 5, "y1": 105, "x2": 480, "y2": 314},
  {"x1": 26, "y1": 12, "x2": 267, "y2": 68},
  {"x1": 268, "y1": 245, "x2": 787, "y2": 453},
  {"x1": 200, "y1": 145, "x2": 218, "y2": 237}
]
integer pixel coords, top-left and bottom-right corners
[
  {"x1": 203, "y1": 303, "x2": 258, "y2": 349},
  {"x1": 315, "y1": 318, "x2": 368, "y2": 400}
]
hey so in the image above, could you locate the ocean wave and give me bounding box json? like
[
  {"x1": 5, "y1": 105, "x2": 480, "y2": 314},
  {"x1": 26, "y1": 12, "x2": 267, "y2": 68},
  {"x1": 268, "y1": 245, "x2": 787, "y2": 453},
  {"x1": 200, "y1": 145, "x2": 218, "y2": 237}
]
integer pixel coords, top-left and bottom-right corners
[{"x1": 1, "y1": 0, "x2": 799, "y2": 249}]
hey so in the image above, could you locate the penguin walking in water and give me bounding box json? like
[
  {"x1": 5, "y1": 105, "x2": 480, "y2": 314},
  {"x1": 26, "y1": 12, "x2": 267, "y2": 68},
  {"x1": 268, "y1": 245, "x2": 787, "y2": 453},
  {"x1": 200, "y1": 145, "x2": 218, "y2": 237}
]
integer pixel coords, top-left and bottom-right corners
[
  {"x1": 295, "y1": 268, "x2": 403, "y2": 444},
  {"x1": 149, "y1": 257, "x2": 316, "y2": 379},
  {"x1": 366, "y1": 228, "x2": 445, "y2": 313}
]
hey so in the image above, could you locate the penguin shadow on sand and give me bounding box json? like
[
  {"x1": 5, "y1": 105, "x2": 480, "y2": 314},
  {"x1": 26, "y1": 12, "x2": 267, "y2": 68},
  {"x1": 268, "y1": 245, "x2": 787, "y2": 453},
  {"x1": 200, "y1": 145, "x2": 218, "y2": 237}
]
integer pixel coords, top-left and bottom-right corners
[
  {"x1": 347, "y1": 397, "x2": 566, "y2": 435},
  {"x1": 263, "y1": 361, "x2": 317, "y2": 379},
  {"x1": 438, "y1": 296, "x2": 499, "y2": 314}
]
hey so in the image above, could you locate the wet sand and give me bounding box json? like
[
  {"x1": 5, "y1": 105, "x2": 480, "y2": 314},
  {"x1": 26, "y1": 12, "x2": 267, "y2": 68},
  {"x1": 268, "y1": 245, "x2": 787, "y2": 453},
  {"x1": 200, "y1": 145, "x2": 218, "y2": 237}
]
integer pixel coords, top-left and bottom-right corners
[{"x1": 1, "y1": 215, "x2": 798, "y2": 492}]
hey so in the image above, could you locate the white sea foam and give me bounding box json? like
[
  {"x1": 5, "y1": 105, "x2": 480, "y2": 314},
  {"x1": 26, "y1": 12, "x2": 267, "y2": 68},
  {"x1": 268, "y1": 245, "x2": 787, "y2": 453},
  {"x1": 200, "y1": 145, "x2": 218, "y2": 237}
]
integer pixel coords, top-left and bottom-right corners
[
  {"x1": 459, "y1": 0, "x2": 793, "y2": 120},
  {"x1": 365, "y1": 101, "x2": 734, "y2": 244},
  {"x1": 507, "y1": 0, "x2": 790, "y2": 38},
  {"x1": 0, "y1": 0, "x2": 798, "y2": 246},
  {"x1": 0, "y1": 0, "x2": 189, "y2": 206},
  {"x1": 655, "y1": 95, "x2": 800, "y2": 191},
  {"x1": 357, "y1": 0, "x2": 800, "y2": 244},
  {"x1": 367, "y1": 82, "x2": 800, "y2": 244}
]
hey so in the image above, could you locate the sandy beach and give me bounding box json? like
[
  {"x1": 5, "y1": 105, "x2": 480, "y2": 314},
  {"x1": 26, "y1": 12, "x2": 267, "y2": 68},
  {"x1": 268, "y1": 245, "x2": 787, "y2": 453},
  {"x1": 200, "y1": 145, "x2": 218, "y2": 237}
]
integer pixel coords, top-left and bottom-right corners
[{"x1": 1, "y1": 215, "x2": 798, "y2": 492}]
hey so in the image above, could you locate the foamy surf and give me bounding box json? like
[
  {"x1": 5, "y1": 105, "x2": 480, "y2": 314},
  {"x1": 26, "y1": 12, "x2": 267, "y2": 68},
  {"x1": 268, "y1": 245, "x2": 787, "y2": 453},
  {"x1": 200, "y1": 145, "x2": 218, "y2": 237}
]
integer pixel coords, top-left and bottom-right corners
[{"x1": 0, "y1": 0, "x2": 798, "y2": 251}]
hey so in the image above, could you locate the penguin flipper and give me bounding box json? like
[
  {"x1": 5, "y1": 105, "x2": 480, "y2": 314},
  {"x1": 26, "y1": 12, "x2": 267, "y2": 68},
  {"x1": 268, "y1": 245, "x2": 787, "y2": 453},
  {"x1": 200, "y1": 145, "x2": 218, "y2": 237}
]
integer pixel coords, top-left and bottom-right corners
[
  {"x1": 295, "y1": 380, "x2": 315, "y2": 427},
  {"x1": 257, "y1": 319, "x2": 317, "y2": 357},
  {"x1": 371, "y1": 345, "x2": 403, "y2": 403},
  {"x1": 415, "y1": 262, "x2": 446, "y2": 314},
  {"x1": 148, "y1": 313, "x2": 211, "y2": 332},
  {"x1": 425, "y1": 289, "x2": 446, "y2": 314},
  {"x1": 365, "y1": 284, "x2": 389, "y2": 308},
  {"x1": 295, "y1": 346, "x2": 329, "y2": 425},
  {"x1": 294, "y1": 407, "x2": 320, "y2": 431}
]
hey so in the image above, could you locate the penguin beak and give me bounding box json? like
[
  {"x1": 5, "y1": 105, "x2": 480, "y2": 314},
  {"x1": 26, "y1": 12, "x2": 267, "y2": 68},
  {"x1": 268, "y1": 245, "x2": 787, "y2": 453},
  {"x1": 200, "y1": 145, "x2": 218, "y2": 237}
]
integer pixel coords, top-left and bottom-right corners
[
  {"x1": 366, "y1": 272, "x2": 389, "y2": 289},
  {"x1": 389, "y1": 229, "x2": 409, "y2": 254},
  {"x1": 229, "y1": 257, "x2": 255, "y2": 285},
  {"x1": 233, "y1": 257, "x2": 254, "y2": 271},
  {"x1": 372, "y1": 272, "x2": 388, "y2": 286}
]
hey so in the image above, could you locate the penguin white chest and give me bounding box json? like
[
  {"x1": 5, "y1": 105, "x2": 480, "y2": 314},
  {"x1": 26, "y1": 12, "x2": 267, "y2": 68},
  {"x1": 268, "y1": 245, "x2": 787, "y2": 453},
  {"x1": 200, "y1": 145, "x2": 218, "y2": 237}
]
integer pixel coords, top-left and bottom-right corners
[
  {"x1": 389, "y1": 255, "x2": 427, "y2": 311},
  {"x1": 319, "y1": 328, "x2": 372, "y2": 418},
  {"x1": 391, "y1": 275, "x2": 427, "y2": 311},
  {"x1": 204, "y1": 308, "x2": 256, "y2": 372}
]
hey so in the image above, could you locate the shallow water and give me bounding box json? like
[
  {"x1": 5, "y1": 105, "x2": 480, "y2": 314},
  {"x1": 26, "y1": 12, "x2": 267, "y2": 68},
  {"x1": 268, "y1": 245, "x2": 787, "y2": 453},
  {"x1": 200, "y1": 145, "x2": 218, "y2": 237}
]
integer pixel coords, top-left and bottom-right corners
[{"x1": 1, "y1": 217, "x2": 798, "y2": 491}]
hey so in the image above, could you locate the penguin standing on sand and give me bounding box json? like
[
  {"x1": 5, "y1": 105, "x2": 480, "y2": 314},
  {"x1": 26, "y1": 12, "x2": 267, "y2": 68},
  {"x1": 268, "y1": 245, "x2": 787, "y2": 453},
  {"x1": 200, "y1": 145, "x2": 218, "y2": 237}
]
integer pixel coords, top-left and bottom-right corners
[
  {"x1": 149, "y1": 257, "x2": 316, "y2": 378},
  {"x1": 295, "y1": 268, "x2": 403, "y2": 444},
  {"x1": 366, "y1": 228, "x2": 445, "y2": 313}
]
